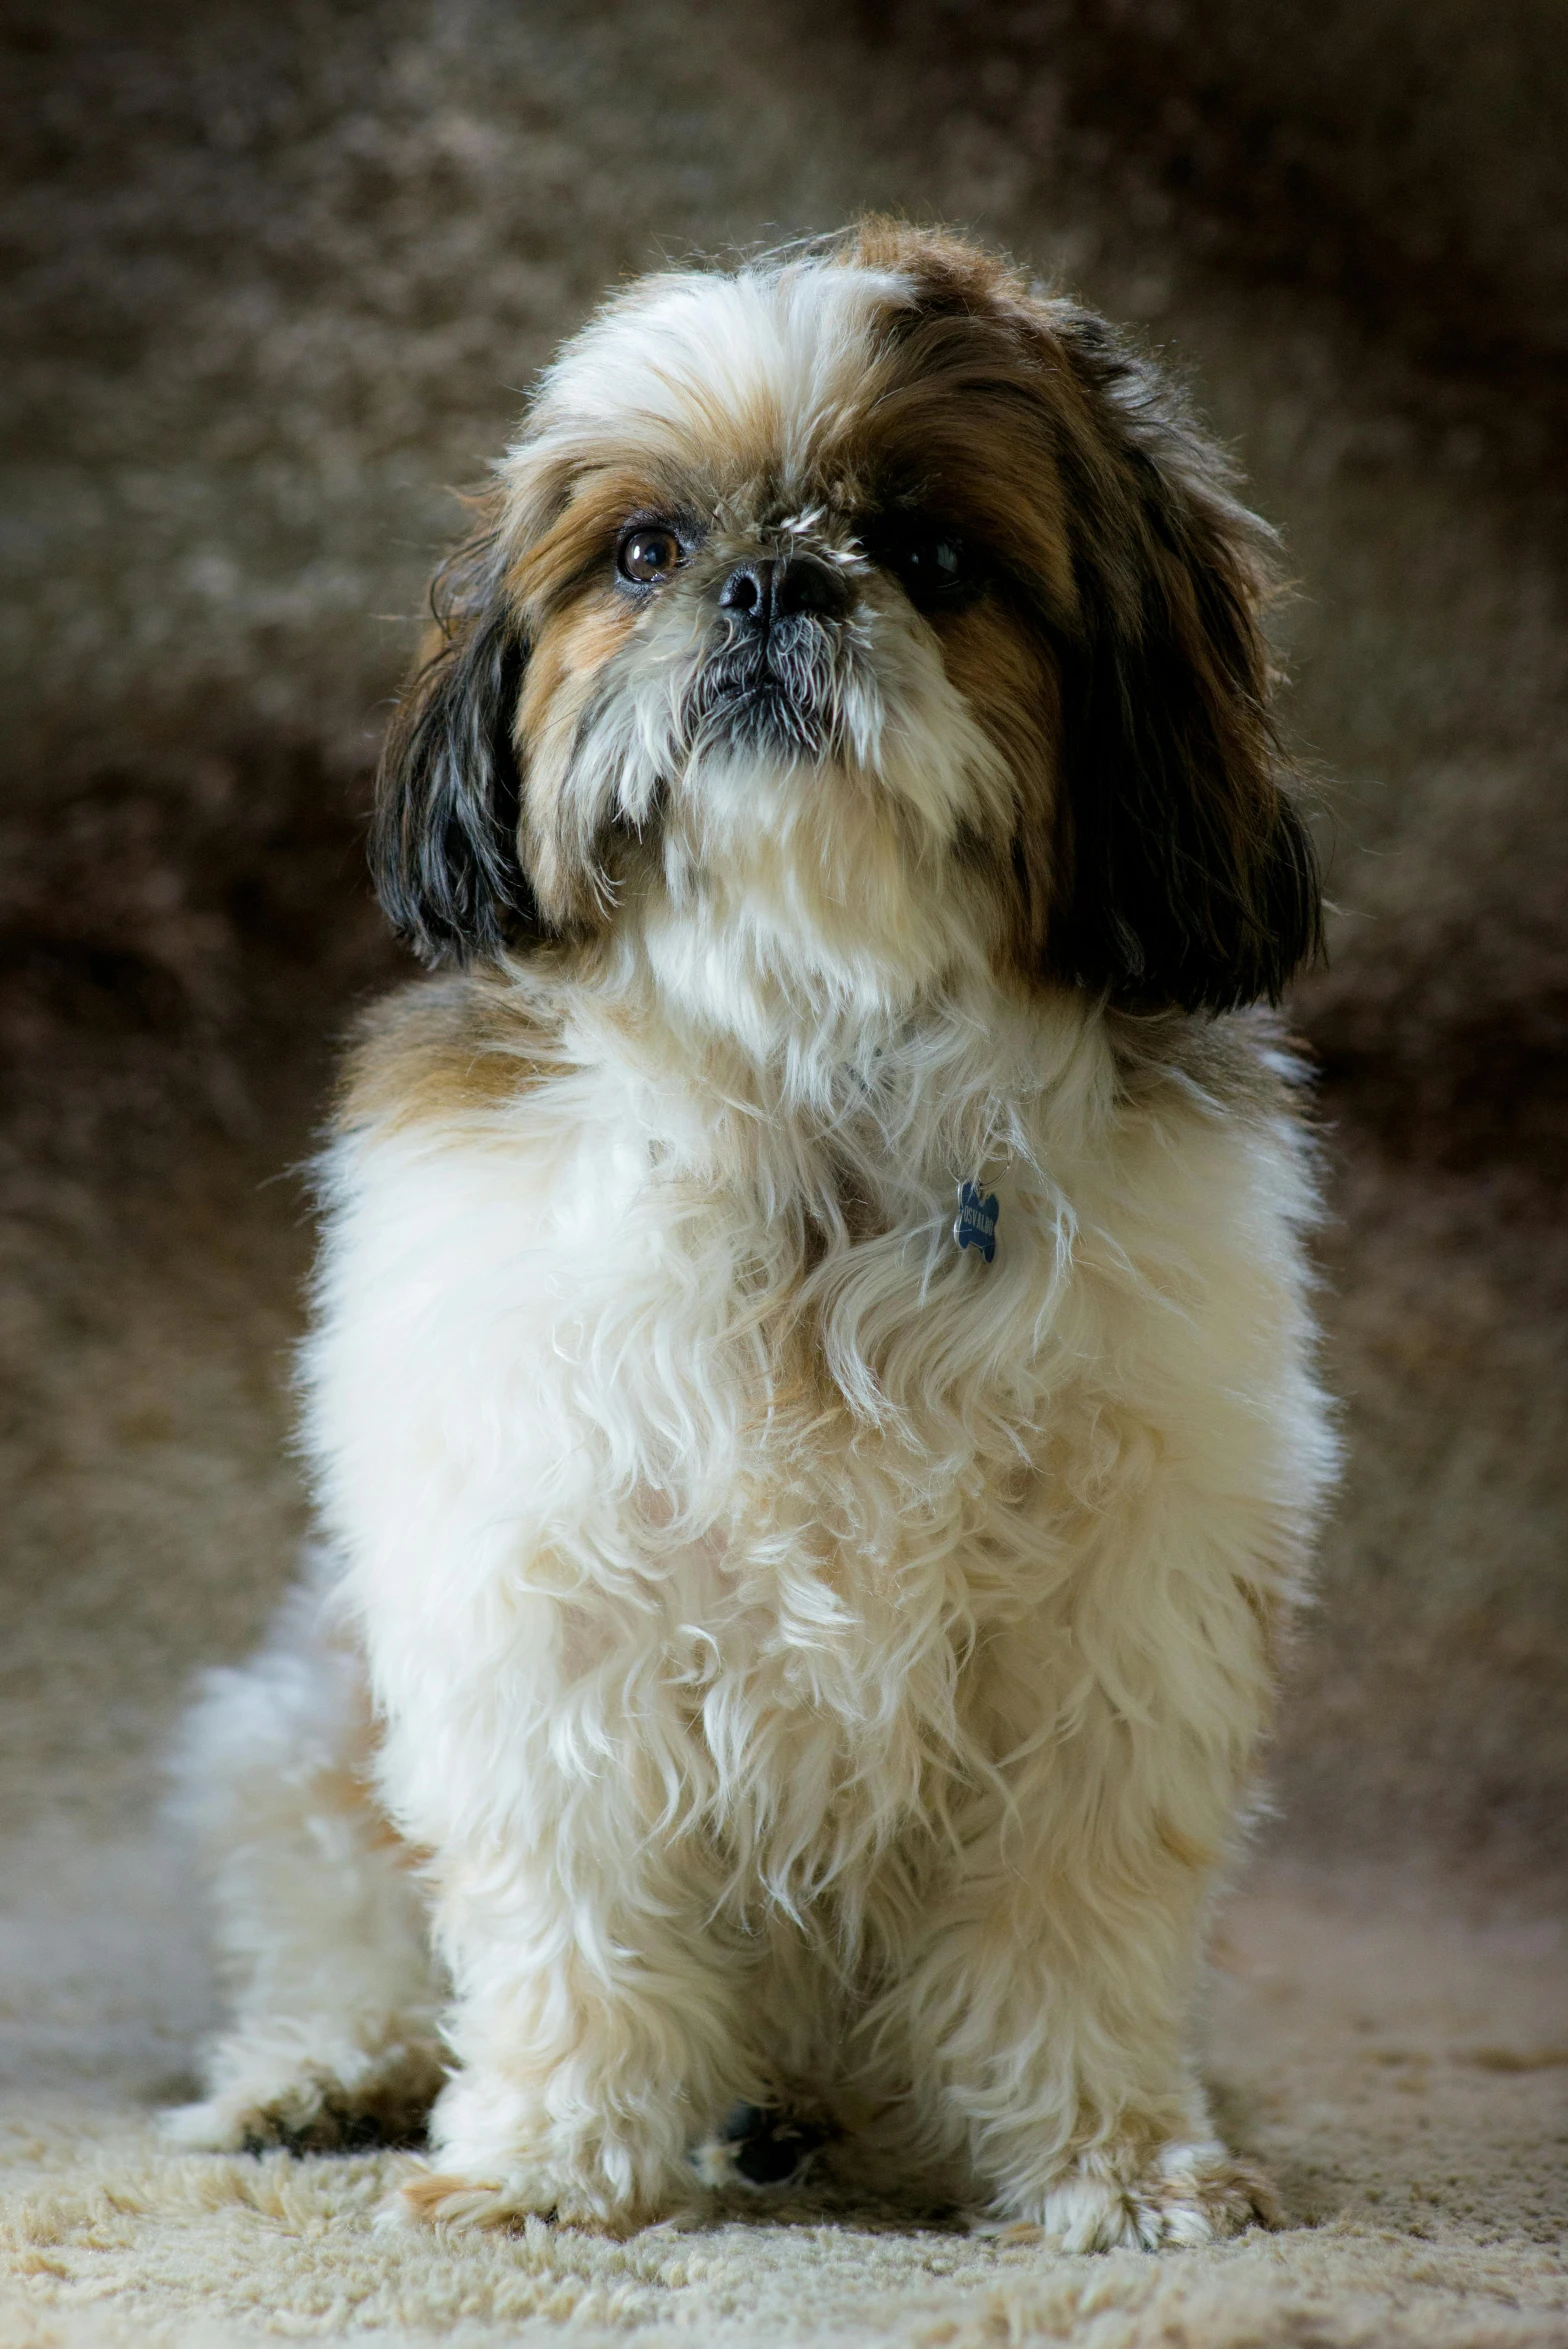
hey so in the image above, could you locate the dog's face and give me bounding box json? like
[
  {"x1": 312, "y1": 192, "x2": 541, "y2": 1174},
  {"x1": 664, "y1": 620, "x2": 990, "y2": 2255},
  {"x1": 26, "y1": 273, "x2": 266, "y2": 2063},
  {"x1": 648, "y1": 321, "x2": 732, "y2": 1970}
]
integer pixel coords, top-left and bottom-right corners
[{"x1": 374, "y1": 224, "x2": 1319, "y2": 1017}]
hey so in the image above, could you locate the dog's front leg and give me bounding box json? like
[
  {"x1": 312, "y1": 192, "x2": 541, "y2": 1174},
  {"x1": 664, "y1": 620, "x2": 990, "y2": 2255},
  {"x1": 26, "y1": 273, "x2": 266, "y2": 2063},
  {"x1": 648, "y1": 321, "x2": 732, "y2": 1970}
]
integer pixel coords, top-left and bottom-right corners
[
  {"x1": 891, "y1": 1806, "x2": 1275, "y2": 2249},
  {"x1": 884, "y1": 1549, "x2": 1283, "y2": 2249},
  {"x1": 386, "y1": 1722, "x2": 759, "y2": 2234}
]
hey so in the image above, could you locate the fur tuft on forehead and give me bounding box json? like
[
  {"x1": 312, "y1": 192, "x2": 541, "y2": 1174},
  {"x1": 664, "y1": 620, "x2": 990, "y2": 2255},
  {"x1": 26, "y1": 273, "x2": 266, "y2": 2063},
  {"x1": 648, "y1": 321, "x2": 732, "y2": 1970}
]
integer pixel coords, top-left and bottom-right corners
[
  {"x1": 509, "y1": 253, "x2": 909, "y2": 505},
  {"x1": 372, "y1": 222, "x2": 1320, "y2": 1021}
]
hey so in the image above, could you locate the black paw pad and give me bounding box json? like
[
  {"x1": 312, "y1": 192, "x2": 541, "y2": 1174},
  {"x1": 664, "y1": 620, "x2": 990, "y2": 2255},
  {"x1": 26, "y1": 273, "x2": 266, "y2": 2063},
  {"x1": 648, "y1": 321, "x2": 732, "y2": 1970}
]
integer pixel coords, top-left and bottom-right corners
[{"x1": 719, "y1": 2102, "x2": 828, "y2": 2187}]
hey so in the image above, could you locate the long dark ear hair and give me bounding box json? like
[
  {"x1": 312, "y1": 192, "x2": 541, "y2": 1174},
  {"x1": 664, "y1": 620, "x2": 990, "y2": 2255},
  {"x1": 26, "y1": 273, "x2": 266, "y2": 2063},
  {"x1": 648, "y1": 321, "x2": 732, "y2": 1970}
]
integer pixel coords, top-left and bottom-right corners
[
  {"x1": 1047, "y1": 312, "x2": 1321, "y2": 1013},
  {"x1": 370, "y1": 521, "x2": 541, "y2": 965}
]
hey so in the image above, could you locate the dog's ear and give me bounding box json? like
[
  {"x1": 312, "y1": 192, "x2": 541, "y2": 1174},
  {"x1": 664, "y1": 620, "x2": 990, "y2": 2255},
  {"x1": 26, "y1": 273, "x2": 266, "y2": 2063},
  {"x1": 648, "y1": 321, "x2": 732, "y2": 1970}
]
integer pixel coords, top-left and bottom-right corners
[
  {"x1": 1046, "y1": 314, "x2": 1321, "y2": 1013},
  {"x1": 370, "y1": 526, "x2": 542, "y2": 965}
]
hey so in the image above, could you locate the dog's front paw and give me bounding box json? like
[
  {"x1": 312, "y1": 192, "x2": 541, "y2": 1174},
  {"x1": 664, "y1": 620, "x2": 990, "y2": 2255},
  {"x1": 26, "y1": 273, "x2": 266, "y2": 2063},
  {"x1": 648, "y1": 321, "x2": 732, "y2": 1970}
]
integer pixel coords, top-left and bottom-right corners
[
  {"x1": 387, "y1": 2155, "x2": 689, "y2": 2235},
  {"x1": 989, "y1": 2140, "x2": 1279, "y2": 2252},
  {"x1": 391, "y1": 2072, "x2": 698, "y2": 2234},
  {"x1": 391, "y1": 2163, "x2": 592, "y2": 2232}
]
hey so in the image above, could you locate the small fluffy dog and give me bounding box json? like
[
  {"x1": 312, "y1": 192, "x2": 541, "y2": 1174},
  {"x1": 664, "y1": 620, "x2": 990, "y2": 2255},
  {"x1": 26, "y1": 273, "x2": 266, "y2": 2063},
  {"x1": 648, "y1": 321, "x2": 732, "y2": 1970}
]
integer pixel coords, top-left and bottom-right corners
[{"x1": 168, "y1": 223, "x2": 1337, "y2": 2250}]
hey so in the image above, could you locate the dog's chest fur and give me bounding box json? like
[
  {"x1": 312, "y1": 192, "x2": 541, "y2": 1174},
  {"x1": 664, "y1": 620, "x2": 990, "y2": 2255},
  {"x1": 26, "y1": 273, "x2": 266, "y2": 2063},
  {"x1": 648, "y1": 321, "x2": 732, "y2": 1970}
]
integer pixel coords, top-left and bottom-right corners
[{"x1": 305, "y1": 971, "x2": 1311, "y2": 1919}]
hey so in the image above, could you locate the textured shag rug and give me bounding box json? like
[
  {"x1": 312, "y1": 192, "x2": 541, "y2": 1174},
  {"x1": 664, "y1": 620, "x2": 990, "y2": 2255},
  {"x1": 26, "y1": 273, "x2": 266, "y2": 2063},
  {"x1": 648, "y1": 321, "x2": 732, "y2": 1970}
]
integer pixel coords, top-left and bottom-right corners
[{"x1": 2, "y1": 1828, "x2": 1564, "y2": 2348}]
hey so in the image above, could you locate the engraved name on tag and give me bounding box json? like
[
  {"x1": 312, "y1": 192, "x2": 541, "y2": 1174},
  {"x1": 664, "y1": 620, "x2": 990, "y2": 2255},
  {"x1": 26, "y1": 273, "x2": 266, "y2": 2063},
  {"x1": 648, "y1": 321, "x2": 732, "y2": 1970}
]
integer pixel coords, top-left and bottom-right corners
[{"x1": 953, "y1": 1179, "x2": 999, "y2": 1264}]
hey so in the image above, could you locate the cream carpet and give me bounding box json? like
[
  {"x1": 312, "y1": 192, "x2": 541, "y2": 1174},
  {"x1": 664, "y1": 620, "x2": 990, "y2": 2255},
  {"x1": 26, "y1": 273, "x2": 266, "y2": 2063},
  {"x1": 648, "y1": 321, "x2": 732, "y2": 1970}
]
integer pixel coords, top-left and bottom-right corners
[{"x1": 2, "y1": 1830, "x2": 1564, "y2": 2348}]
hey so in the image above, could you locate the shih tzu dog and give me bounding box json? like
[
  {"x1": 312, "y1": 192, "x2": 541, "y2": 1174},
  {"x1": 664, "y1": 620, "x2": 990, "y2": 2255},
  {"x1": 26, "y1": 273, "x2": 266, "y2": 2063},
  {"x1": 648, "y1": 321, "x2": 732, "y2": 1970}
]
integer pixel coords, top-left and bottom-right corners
[{"x1": 167, "y1": 222, "x2": 1337, "y2": 2250}]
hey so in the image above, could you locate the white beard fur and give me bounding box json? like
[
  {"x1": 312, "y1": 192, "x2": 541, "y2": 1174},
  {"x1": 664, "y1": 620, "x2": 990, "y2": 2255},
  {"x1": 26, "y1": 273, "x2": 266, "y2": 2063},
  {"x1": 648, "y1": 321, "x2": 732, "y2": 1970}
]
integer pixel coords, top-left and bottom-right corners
[{"x1": 165, "y1": 906, "x2": 1336, "y2": 2251}]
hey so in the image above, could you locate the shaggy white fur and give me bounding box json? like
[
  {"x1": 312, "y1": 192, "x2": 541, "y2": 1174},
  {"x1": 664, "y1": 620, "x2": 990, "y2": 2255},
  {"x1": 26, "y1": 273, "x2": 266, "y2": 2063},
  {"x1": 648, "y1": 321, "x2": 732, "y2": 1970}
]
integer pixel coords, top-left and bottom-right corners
[{"x1": 166, "y1": 232, "x2": 1337, "y2": 2247}]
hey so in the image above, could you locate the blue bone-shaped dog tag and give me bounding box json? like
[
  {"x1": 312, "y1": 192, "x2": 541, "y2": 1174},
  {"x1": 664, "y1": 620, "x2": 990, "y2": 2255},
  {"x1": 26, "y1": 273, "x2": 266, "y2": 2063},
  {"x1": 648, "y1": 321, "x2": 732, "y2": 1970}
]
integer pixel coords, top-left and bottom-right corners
[{"x1": 953, "y1": 1179, "x2": 999, "y2": 1264}]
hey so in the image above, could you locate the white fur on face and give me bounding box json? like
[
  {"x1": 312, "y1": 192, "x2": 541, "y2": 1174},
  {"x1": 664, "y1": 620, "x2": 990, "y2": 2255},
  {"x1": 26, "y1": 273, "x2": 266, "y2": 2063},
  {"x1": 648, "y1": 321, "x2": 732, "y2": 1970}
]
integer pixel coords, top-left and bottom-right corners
[
  {"x1": 500, "y1": 257, "x2": 1023, "y2": 1031},
  {"x1": 510, "y1": 258, "x2": 912, "y2": 494}
]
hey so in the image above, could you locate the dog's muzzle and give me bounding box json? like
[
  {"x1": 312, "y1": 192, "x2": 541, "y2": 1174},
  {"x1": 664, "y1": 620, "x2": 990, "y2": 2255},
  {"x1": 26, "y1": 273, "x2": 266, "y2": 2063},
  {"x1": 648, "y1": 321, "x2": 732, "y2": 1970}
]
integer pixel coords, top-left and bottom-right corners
[{"x1": 686, "y1": 551, "x2": 851, "y2": 759}]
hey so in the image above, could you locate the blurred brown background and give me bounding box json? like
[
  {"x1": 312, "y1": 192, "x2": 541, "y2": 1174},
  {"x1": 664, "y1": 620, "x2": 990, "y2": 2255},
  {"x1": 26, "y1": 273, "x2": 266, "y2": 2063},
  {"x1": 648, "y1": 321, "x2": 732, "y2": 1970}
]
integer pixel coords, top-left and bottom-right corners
[{"x1": 2, "y1": 0, "x2": 1565, "y2": 1889}]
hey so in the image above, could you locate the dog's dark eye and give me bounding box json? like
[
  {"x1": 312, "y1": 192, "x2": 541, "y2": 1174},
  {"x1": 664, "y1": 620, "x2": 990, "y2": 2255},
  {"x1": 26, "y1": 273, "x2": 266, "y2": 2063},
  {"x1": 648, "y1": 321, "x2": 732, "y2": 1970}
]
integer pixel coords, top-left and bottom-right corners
[
  {"x1": 900, "y1": 533, "x2": 968, "y2": 596},
  {"x1": 866, "y1": 518, "x2": 979, "y2": 610},
  {"x1": 617, "y1": 526, "x2": 683, "y2": 585}
]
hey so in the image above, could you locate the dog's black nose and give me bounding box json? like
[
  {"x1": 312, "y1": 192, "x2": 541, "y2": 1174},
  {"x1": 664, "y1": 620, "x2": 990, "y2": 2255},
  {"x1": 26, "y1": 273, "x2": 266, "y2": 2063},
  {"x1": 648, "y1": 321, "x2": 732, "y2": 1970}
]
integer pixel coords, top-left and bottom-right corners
[{"x1": 718, "y1": 553, "x2": 850, "y2": 631}]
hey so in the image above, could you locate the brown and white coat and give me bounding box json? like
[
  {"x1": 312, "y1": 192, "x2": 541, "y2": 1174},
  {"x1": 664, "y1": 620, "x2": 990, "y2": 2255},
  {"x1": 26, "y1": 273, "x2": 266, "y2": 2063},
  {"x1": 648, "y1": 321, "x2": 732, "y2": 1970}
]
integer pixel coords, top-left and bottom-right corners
[{"x1": 169, "y1": 224, "x2": 1337, "y2": 2250}]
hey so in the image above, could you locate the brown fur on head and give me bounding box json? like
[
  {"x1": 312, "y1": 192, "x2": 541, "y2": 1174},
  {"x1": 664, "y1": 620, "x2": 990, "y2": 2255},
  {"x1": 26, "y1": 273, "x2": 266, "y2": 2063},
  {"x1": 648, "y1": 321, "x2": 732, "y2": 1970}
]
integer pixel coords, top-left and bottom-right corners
[{"x1": 372, "y1": 222, "x2": 1320, "y2": 1016}]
